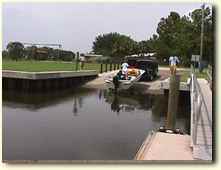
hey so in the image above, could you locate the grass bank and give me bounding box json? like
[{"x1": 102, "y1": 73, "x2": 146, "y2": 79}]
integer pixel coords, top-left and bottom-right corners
[
  {"x1": 180, "y1": 69, "x2": 208, "y2": 82},
  {"x1": 2, "y1": 60, "x2": 102, "y2": 72}
]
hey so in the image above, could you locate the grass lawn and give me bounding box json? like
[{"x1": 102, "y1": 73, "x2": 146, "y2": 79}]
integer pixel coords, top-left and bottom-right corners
[
  {"x1": 2, "y1": 59, "x2": 209, "y2": 82},
  {"x1": 179, "y1": 69, "x2": 208, "y2": 82},
  {"x1": 2, "y1": 59, "x2": 102, "y2": 72}
]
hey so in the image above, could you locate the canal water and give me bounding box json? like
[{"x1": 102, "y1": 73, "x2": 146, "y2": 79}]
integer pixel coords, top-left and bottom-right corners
[{"x1": 2, "y1": 87, "x2": 190, "y2": 160}]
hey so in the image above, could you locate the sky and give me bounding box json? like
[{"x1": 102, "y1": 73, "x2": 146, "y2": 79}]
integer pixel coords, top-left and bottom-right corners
[{"x1": 2, "y1": 2, "x2": 209, "y2": 53}]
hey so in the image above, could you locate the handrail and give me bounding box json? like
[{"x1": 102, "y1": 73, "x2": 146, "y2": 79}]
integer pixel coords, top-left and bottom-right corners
[
  {"x1": 192, "y1": 73, "x2": 212, "y2": 128},
  {"x1": 207, "y1": 65, "x2": 212, "y2": 90},
  {"x1": 190, "y1": 70, "x2": 212, "y2": 152}
]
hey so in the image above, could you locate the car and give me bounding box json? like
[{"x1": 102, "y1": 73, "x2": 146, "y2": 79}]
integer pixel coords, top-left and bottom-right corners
[{"x1": 126, "y1": 57, "x2": 158, "y2": 81}]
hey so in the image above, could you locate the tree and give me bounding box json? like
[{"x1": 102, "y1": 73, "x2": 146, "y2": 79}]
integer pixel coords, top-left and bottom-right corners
[
  {"x1": 2, "y1": 50, "x2": 9, "y2": 59},
  {"x1": 156, "y1": 12, "x2": 184, "y2": 60},
  {"x1": 59, "y1": 50, "x2": 75, "y2": 61},
  {"x1": 6, "y1": 41, "x2": 24, "y2": 61},
  {"x1": 90, "y1": 7, "x2": 214, "y2": 66},
  {"x1": 137, "y1": 40, "x2": 150, "y2": 56},
  {"x1": 189, "y1": 7, "x2": 213, "y2": 64},
  {"x1": 24, "y1": 46, "x2": 37, "y2": 60},
  {"x1": 92, "y1": 32, "x2": 137, "y2": 61},
  {"x1": 150, "y1": 8, "x2": 213, "y2": 66}
]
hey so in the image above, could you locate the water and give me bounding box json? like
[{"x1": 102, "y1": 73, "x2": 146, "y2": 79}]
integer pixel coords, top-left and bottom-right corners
[{"x1": 2, "y1": 87, "x2": 190, "y2": 160}]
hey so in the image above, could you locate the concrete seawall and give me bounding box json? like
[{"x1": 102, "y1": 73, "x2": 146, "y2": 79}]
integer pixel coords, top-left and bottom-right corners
[
  {"x1": 2, "y1": 70, "x2": 98, "y2": 92},
  {"x1": 2, "y1": 70, "x2": 98, "y2": 79}
]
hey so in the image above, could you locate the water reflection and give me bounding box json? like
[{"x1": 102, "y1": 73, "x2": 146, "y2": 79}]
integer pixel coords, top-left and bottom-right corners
[
  {"x1": 73, "y1": 97, "x2": 79, "y2": 116},
  {"x1": 111, "y1": 95, "x2": 121, "y2": 113},
  {"x1": 2, "y1": 88, "x2": 94, "y2": 111},
  {"x1": 3, "y1": 87, "x2": 191, "y2": 160},
  {"x1": 102, "y1": 90, "x2": 158, "y2": 114},
  {"x1": 101, "y1": 89, "x2": 190, "y2": 133},
  {"x1": 3, "y1": 88, "x2": 190, "y2": 125},
  {"x1": 3, "y1": 88, "x2": 190, "y2": 160},
  {"x1": 104, "y1": 92, "x2": 139, "y2": 115},
  {"x1": 72, "y1": 96, "x2": 84, "y2": 116}
]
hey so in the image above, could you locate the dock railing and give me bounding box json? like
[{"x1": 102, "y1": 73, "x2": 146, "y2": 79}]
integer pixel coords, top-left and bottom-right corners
[
  {"x1": 190, "y1": 69, "x2": 212, "y2": 159},
  {"x1": 207, "y1": 65, "x2": 212, "y2": 89}
]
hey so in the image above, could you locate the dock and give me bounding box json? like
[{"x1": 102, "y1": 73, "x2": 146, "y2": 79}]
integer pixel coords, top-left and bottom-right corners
[
  {"x1": 135, "y1": 132, "x2": 194, "y2": 161},
  {"x1": 135, "y1": 75, "x2": 212, "y2": 161}
]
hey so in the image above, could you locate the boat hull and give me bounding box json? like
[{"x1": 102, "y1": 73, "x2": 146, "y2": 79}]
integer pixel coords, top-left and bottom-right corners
[{"x1": 105, "y1": 69, "x2": 145, "y2": 90}]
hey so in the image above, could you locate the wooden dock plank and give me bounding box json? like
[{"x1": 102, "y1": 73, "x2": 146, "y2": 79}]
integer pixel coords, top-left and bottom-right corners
[{"x1": 135, "y1": 132, "x2": 194, "y2": 161}]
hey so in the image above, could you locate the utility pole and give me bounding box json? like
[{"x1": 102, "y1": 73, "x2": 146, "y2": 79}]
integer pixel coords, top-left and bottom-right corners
[{"x1": 199, "y1": 3, "x2": 205, "y2": 72}]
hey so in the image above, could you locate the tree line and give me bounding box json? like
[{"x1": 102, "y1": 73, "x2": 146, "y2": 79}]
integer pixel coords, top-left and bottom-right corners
[
  {"x1": 3, "y1": 42, "x2": 75, "y2": 61},
  {"x1": 92, "y1": 7, "x2": 214, "y2": 66}
]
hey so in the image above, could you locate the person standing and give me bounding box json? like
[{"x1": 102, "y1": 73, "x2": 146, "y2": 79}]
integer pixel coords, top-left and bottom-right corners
[
  {"x1": 121, "y1": 61, "x2": 129, "y2": 79},
  {"x1": 79, "y1": 56, "x2": 85, "y2": 70},
  {"x1": 169, "y1": 56, "x2": 179, "y2": 75}
]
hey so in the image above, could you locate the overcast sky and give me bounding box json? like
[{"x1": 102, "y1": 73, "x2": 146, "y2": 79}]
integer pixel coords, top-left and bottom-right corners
[{"x1": 3, "y1": 2, "x2": 208, "y2": 53}]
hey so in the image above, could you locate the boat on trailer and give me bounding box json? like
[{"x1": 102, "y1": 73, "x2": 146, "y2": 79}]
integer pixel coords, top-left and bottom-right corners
[{"x1": 105, "y1": 69, "x2": 145, "y2": 90}]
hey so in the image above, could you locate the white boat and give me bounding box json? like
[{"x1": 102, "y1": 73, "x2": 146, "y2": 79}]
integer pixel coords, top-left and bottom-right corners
[{"x1": 105, "y1": 69, "x2": 145, "y2": 90}]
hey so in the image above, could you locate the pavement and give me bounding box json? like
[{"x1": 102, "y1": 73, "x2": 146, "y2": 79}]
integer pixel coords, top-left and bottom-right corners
[{"x1": 83, "y1": 70, "x2": 119, "y2": 89}]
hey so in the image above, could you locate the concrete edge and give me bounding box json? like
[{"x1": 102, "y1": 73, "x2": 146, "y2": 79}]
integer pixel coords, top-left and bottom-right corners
[
  {"x1": 134, "y1": 131, "x2": 156, "y2": 160},
  {"x1": 2, "y1": 70, "x2": 98, "y2": 80}
]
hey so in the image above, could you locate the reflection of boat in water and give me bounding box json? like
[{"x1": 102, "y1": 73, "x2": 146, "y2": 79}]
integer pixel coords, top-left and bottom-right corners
[
  {"x1": 105, "y1": 69, "x2": 145, "y2": 90},
  {"x1": 111, "y1": 97, "x2": 136, "y2": 113},
  {"x1": 105, "y1": 93, "x2": 140, "y2": 107},
  {"x1": 111, "y1": 96, "x2": 136, "y2": 113},
  {"x1": 104, "y1": 92, "x2": 141, "y2": 113}
]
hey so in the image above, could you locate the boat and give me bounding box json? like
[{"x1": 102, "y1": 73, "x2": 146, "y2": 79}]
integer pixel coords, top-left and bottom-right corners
[{"x1": 105, "y1": 68, "x2": 145, "y2": 90}]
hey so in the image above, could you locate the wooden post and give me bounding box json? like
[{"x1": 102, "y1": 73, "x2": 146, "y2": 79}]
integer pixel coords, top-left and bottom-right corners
[
  {"x1": 110, "y1": 63, "x2": 112, "y2": 71},
  {"x1": 105, "y1": 63, "x2": 108, "y2": 72},
  {"x1": 75, "y1": 52, "x2": 79, "y2": 71},
  {"x1": 100, "y1": 63, "x2": 103, "y2": 73},
  {"x1": 117, "y1": 63, "x2": 120, "y2": 69},
  {"x1": 166, "y1": 74, "x2": 180, "y2": 130}
]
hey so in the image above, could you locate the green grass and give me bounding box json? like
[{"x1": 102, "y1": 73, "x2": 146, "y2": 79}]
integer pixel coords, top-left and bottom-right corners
[
  {"x1": 2, "y1": 59, "x2": 102, "y2": 72},
  {"x1": 179, "y1": 69, "x2": 208, "y2": 82},
  {"x1": 2, "y1": 59, "x2": 209, "y2": 82}
]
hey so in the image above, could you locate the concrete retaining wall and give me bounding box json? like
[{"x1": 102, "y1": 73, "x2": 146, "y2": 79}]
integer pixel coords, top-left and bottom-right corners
[
  {"x1": 2, "y1": 70, "x2": 98, "y2": 92},
  {"x1": 3, "y1": 70, "x2": 98, "y2": 79}
]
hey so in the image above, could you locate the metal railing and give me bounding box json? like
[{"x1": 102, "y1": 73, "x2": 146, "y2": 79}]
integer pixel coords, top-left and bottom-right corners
[
  {"x1": 190, "y1": 71, "x2": 212, "y2": 148},
  {"x1": 207, "y1": 65, "x2": 212, "y2": 90}
]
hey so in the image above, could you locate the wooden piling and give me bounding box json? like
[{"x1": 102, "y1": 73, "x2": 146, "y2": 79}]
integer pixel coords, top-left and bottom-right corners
[
  {"x1": 100, "y1": 63, "x2": 103, "y2": 73},
  {"x1": 75, "y1": 52, "x2": 79, "y2": 71},
  {"x1": 110, "y1": 63, "x2": 112, "y2": 71},
  {"x1": 166, "y1": 74, "x2": 180, "y2": 130},
  {"x1": 105, "y1": 63, "x2": 108, "y2": 72},
  {"x1": 117, "y1": 63, "x2": 120, "y2": 69}
]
